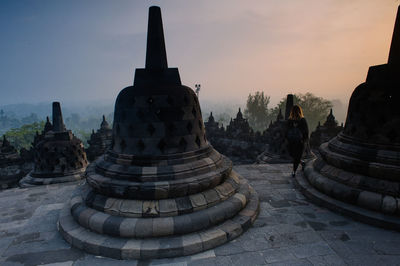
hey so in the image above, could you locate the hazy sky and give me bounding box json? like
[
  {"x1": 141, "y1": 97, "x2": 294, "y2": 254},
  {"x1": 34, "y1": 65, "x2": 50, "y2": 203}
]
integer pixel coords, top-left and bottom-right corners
[{"x1": 0, "y1": 0, "x2": 399, "y2": 106}]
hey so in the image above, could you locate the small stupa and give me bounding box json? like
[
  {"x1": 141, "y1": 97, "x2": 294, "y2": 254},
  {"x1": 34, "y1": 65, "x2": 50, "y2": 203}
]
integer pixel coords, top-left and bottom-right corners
[
  {"x1": 0, "y1": 136, "x2": 29, "y2": 189},
  {"x1": 204, "y1": 112, "x2": 222, "y2": 141},
  {"x1": 19, "y1": 102, "x2": 88, "y2": 187},
  {"x1": 58, "y1": 6, "x2": 259, "y2": 259},
  {"x1": 309, "y1": 109, "x2": 343, "y2": 149},
  {"x1": 226, "y1": 108, "x2": 253, "y2": 140},
  {"x1": 257, "y1": 94, "x2": 314, "y2": 163},
  {"x1": 86, "y1": 115, "x2": 113, "y2": 161},
  {"x1": 297, "y1": 6, "x2": 400, "y2": 230}
]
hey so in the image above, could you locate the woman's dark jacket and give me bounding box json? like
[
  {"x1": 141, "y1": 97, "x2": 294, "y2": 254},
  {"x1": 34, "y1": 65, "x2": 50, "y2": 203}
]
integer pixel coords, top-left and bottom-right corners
[
  {"x1": 286, "y1": 118, "x2": 309, "y2": 143},
  {"x1": 286, "y1": 118, "x2": 309, "y2": 160}
]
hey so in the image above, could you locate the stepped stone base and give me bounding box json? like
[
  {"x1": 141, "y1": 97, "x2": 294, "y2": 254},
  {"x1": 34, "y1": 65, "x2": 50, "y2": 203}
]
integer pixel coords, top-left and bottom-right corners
[
  {"x1": 19, "y1": 169, "x2": 86, "y2": 188},
  {"x1": 0, "y1": 163, "x2": 32, "y2": 189},
  {"x1": 1, "y1": 173, "x2": 25, "y2": 189},
  {"x1": 295, "y1": 159, "x2": 400, "y2": 231},
  {"x1": 58, "y1": 175, "x2": 259, "y2": 260}
]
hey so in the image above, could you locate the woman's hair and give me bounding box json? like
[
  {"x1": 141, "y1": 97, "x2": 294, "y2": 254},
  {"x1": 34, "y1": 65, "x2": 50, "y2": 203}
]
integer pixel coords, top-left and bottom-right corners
[{"x1": 289, "y1": 105, "x2": 304, "y2": 120}]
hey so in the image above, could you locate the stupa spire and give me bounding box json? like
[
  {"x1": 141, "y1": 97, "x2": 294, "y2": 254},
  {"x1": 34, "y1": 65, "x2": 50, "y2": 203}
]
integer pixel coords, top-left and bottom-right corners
[
  {"x1": 388, "y1": 5, "x2": 400, "y2": 65},
  {"x1": 52, "y1": 102, "x2": 65, "y2": 132},
  {"x1": 145, "y1": 6, "x2": 168, "y2": 70},
  {"x1": 285, "y1": 94, "x2": 294, "y2": 120},
  {"x1": 277, "y1": 108, "x2": 283, "y2": 121},
  {"x1": 100, "y1": 114, "x2": 110, "y2": 129}
]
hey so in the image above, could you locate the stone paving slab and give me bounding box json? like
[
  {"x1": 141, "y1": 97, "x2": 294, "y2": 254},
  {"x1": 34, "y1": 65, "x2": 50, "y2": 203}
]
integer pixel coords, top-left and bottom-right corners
[{"x1": 2, "y1": 164, "x2": 400, "y2": 265}]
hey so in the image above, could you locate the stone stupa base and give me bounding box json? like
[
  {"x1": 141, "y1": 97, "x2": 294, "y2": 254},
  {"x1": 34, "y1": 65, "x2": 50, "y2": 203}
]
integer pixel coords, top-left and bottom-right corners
[
  {"x1": 19, "y1": 169, "x2": 86, "y2": 188},
  {"x1": 1, "y1": 173, "x2": 26, "y2": 189},
  {"x1": 295, "y1": 155, "x2": 400, "y2": 231},
  {"x1": 58, "y1": 172, "x2": 259, "y2": 260}
]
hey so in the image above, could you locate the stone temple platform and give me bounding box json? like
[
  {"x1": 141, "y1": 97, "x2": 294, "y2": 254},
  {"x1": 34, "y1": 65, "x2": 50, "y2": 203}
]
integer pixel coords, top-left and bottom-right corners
[{"x1": 2, "y1": 164, "x2": 400, "y2": 265}]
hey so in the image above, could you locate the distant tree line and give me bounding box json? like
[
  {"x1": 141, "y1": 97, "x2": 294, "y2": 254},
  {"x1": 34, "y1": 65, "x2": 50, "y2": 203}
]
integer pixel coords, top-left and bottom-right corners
[
  {"x1": 244, "y1": 92, "x2": 333, "y2": 133},
  {"x1": 1, "y1": 109, "x2": 113, "y2": 150},
  {"x1": 1, "y1": 92, "x2": 331, "y2": 150},
  {"x1": 0, "y1": 110, "x2": 40, "y2": 136},
  {"x1": 4, "y1": 121, "x2": 45, "y2": 150}
]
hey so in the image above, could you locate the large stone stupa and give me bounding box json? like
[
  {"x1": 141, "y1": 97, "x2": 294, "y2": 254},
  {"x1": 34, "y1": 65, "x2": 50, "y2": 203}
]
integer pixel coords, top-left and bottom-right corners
[
  {"x1": 20, "y1": 102, "x2": 88, "y2": 187},
  {"x1": 296, "y1": 6, "x2": 400, "y2": 230},
  {"x1": 59, "y1": 6, "x2": 259, "y2": 260}
]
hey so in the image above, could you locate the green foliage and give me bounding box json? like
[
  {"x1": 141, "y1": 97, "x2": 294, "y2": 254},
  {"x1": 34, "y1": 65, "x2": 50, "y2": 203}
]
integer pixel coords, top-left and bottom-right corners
[
  {"x1": 74, "y1": 129, "x2": 92, "y2": 148},
  {"x1": 270, "y1": 93, "x2": 332, "y2": 133},
  {"x1": 4, "y1": 121, "x2": 45, "y2": 150},
  {"x1": 244, "y1": 91, "x2": 271, "y2": 132}
]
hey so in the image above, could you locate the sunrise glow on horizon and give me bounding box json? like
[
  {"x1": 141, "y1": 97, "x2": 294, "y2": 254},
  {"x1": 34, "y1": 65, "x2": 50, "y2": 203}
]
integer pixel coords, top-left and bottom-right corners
[{"x1": 0, "y1": 0, "x2": 399, "y2": 107}]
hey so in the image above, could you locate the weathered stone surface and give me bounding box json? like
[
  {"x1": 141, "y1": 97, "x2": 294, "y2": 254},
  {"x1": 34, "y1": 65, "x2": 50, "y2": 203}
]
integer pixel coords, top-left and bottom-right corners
[
  {"x1": 2, "y1": 164, "x2": 400, "y2": 265},
  {"x1": 19, "y1": 102, "x2": 88, "y2": 187},
  {"x1": 58, "y1": 6, "x2": 258, "y2": 260},
  {"x1": 382, "y1": 196, "x2": 397, "y2": 215},
  {"x1": 300, "y1": 5, "x2": 400, "y2": 226},
  {"x1": 357, "y1": 191, "x2": 382, "y2": 212},
  {"x1": 0, "y1": 136, "x2": 31, "y2": 189}
]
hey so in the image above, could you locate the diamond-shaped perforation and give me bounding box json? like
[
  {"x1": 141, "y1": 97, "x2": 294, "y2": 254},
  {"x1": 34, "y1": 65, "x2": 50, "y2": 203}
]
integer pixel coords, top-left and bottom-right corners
[
  {"x1": 120, "y1": 139, "x2": 126, "y2": 151},
  {"x1": 137, "y1": 140, "x2": 145, "y2": 152},
  {"x1": 192, "y1": 107, "x2": 197, "y2": 118},
  {"x1": 167, "y1": 95, "x2": 174, "y2": 106},
  {"x1": 167, "y1": 123, "x2": 176, "y2": 133},
  {"x1": 116, "y1": 124, "x2": 120, "y2": 134},
  {"x1": 158, "y1": 139, "x2": 166, "y2": 152},
  {"x1": 186, "y1": 122, "x2": 193, "y2": 133},
  {"x1": 147, "y1": 124, "x2": 155, "y2": 136},
  {"x1": 179, "y1": 137, "x2": 187, "y2": 151},
  {"x1": 178, "y1": 108, "x2": 185, "y2": 120},
  {"x1": 136, "y1": 110, "x2": 145, "y2": 121},
  {"x1": 128, "y1": 124, "x2": 134, "y2": 137},
  {"x1": 195, "y1": 135, "x2": 201, "y2": 147}
]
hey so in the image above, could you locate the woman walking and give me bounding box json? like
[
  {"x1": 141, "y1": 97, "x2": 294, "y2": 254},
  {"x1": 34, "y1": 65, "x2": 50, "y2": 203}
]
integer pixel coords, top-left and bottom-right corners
[{"x1": 286, "y1": 105, "x2": 309, "y2": 177}]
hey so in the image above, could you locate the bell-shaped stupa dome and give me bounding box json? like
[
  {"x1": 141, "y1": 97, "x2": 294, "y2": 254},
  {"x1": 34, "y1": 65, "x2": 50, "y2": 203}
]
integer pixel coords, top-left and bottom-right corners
[
  {"x1": 20, "y1": 102, "x2": 88, "y2": 187},
  {"x1": 298, "y1": 6, "x2": 400, "y2": 230},
  {"x1": 59, "y1": 6, "x2": 259, "y2": 260}
]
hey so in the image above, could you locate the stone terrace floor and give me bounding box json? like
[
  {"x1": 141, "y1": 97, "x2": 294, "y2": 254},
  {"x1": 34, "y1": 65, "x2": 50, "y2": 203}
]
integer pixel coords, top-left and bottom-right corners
[{"x1": 2, "y1": 164, "x2": 400, "y2": 266}]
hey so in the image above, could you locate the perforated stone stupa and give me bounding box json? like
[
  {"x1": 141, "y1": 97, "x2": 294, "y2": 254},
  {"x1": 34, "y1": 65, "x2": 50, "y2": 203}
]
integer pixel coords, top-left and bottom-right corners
[
  {"x1": 58, "y1": 6, "x2": 259, "y2": 260},
  {"x1": 205, "y1": 109, "x2": 266, "y2": 163},
  {"x1": 309, "y1": 109, "x2": 343, "y2": 149},
  {"x1": 86, "y1": 115, "x2": 113, "y2": 162},
  {"x1": 19, "y1": 102, "x2": 88, "y2": 187},
  {"x1": 297, "y1": 6, "x2": 400, "y2": 230},
  {"x1": 0, "y1": 136, "x2": 30, "y2": 189}
]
